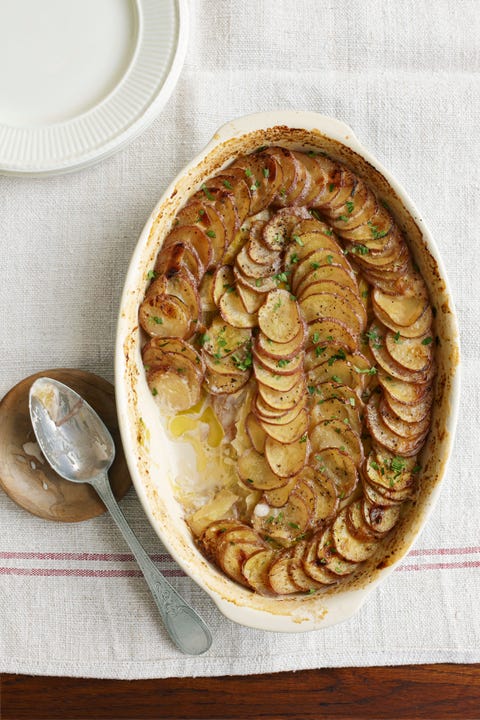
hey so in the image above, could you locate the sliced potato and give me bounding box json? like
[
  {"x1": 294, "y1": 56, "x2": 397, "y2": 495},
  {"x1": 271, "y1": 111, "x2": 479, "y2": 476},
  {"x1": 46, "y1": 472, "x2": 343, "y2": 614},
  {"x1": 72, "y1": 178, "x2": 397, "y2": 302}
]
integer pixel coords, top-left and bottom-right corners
[
  {"x1": 236, "y1": 280, "x2": 267, "y2": 313},
  {"x1": 383, "y1": 389, "x2": 433, "y2": 423},
  {"x1": 187, "y1": 488, "x2": 239, "y2": 537},
  {"x1": 229, "y1": 152, "x2": 283, "y2": 214},
  {"x1": 256, "y1": 322, "x2": 306, "y2": 360},
  {"x1": 142, "y1": 337, "x2": 204, "y2": 372},
  {"x1": 265, "y1": 435, "x2": 308, "y2": 478},
  {"x1": 346, "y1": 499, "x2": 378, "y2": 542},
  {"x1": 309, "y1": 397, "x2": 362, "y2": 435},
  {"x1": 219, "y1": 288, "x2": 258, "y2": 328},
  {"x1": 368, "y1": 323, "x2": 435, "y2": 383},
  {"x1": 288, "y1": 540, "x2": 327, "y2": 591},
  {"x1": 310, "y1": 419, "x2": 364, "y2": 467},
  {"x1": 378, "y1": 371, "x2": 431, "y2": 405},
  {"x1": 316, "y1": 526, "x2": 359, "y2": 576},
  {"x1": 374, "y1": 304, "x2": 433, "y2": 339},
  {"x1": 263, "y1": 476, "x2": 298, "y2": 507},
  {"x1": 362, "y1": 497, "x2": 401, "y2": 536},
  {"x1": 312, "y1": 448, "x2": 358, "y2": 500},
  {"x1": 199, "y1": 271, "x2": 216, "y2": 313},
  {"x1": 332, "y1": 507, "x2": 378, "y2": 563},
  {"x1": 212, "y1": 265, "x2": 234, "y2": 306},
  {"x1": 308, "y1": 154, "x2": 343, "y2": 206},
  {"x1": 236, "y1": 243, "x2": 281, "y2": 279},
  {"x1": 147, "y1": 359, "x2": 202, "y2": 411},
  {"x1": 139, "y1": 293, "x2": 192, "y2": 339},
  {"x1": 200, "y1": 519, "x2": 245, "y2": 558},
  {"x1": 156, "y1": 239, "x2": 203, "y2": 283},
  {"x1": 242, "y1": 549, "x2": 275, "y2": 594},
  {"x1": 379, "y1": 398, "x2": 431, "y2": 438},
  {"x1": 290, "y1": 249, "x2": 349, "y2": 289},
  {"x1": 237, "y1": 448, "x2": 287, "y2": 490},
  {"x1": 245, "y1": 413, "x2": 267, "y2": 453},
  {"x1": 294, "y1": 153, "x2": 334, "y2": 207},
  {"x1": 268, "y1": 551, "x2": 299, "y2": 595},
  {"x1": 205, "y1": 172, "x2": 251, "y2": 226},
  {"x1": 233, "y1": 265, "x2": 278, "y2": 294},
  {"x1": 372, "y1": 280, "x2": 428, "y2": 328},
  {"x1": 262, "y1": 207, "x2": 311, "y2": 250},
  {"x1": 365, "y1": 395, "x2": 429, "y2": 457},
  {"x1": 253, "y1": 346, "x2": 304, "y2": 375},
  {"x1": 258, "y1": 380, "x2": 306, "y2": 412},
  {"x1": 300, "y1": 292, "x2": 364, "y2": 335},
  {"x1": 256, "y1": 493, "x2": 311, "y2": 546},
  {"x1": 385, "y1": 330, "x2": 434, "y2": 372},
  {"x1": 255, "y1": 393, "x2": 308, "y2": 425},
  {"x1": 254, "y1": 362, "x2": 302, "y2": 392},
  {"x1": 258, "y1": 289, "x2": 303, "y2": 343},
  {"x1": 203, "y1": 366, "x2": 250, "y2": 395},
  {"x1": 295, "y1": 263, "x2": 358, "y2": 298},
  {"x1": 175, "y1": 200, "x2": 226, "y2": 263},
  {"x1": 307, "y1": 318, "x2": 358, "y2": 354},
  {"x1": 161, "y1": 224, "x2": 212, "y2": 272},
  {"x1": 259, "y1": 408, "x2": 309, "y2": 444},
  {"x1": 202, "y1": 317, "x2": 250, "y2": 359},
  {"x1": 302, "y1": 535, "x2": 339, "y2": 585}
]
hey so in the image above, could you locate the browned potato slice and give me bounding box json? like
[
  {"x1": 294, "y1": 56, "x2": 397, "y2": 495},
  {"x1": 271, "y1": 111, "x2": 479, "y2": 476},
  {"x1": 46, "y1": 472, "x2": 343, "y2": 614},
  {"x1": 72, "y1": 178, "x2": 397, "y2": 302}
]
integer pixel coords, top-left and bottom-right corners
[
  {"x1": 372, "y1": 276, "x2": 428, "y2": 328},
  {"x1": 147, "y1": 359, "x2": 202, "y2": 411},
  {"x1": 308, "y1": 154, "x2": 343, "y2": 207},
  {"x1": 307, "y1": 358, "x2": 367, "y2": 393},
  {"x1": 229, "y1": 152, "x2": 283, "y2": 214},
  {"x1": 236, "y1": 243, "x2": 281, "y2": 279},
  {"x1": 378, "y1": 371, "x2": 431, "y2": 405},
  {"x1": 268, "y1": 551, "x2": 299, "y2": 595},
  {"x1": 385, "y1": 330, "x2": 434, "y2": 372},
  {"x1": 330, "y1": 183, "x2": 377, "y2": 231},
  {"x1": 346, "y1": 499, "x2": 378, "y2": 542},
  {"x1": 312, "y1": 381, "x2": 364, "y2": 410},
  {"x1": 254, "y1": 493, "x2": 311, "y2": 546},
  {"x1": 160, "y1": 224, "x2": 212, "y2": 273},
  {"x1": 362, "y1": 497, "x2": 401, "y2": 536},
  {"x1": 192, "y1": 186, "x2": 239, "y2": 247},
  {"x1": 203, "y1": 366, "x2": 250, "y2": 395},
  {"x1": 379, "y1": 398, "x2": 431, "y2": 439},
  {"x1": 261, "y1": 207, "x2": 311, "y2": 250},
  {"x1": 254, "y1": 362, "x2": 302, "y2": 392},
  {"x1": 292, "y1": 217, "x2": 334, "y2": 236},
  {"x1": 307, "y1": 318, "x2": 358, "y2": 354},
  {"x1": 258, "y1": 289, "x2": 303, "y2": 344},
  {"x1": 156, "y1": 239, "x2": 203, "y2": 283},
  {"x1": 253, "y1": 346, "x2": 304, "y2": 375},
  {"x1": 199, "y1": 271, "x2": 216, "y2": 313},
  {"x1": 368, "y1": 323, "x2": 435, "y2": 383},
  {"x1": 300, "y1": 467, "x2": 339, "y2": 523},
  {"x1": 304, "y1": 342, "x2": 353, "y2": 373},
  {"x1": 146, "y1": 270, "x2": 200, "y2": 323},
  {"x1": 362, "y1": 472, "x2": 405, "y2": 507},
  {"x1": 203, "y1": 351, "x2": 249, "y2": 378},
  {"x1": 139, "y1": 293, "x2": 192, "y2": 339},
  {"x1": 302, "y1": 535, "x2": 339, "y2": 585},
  {"x1": 300, "y1": 293, "x2": 365, "y2": 335},
  {"x1": 255, "y1": 394, "x2": 308, "y2": 426},
  {"x1": 256, "y1": 323, "x2": 306, "y2": 360},
  {"x1": 288, "y1": 540, "x2": 327, "y2": 592},
  {"x1": 233, "y1": 265, "x2": 278, "y2": 294},
  {"x1": 364, "y1": 450, "x2": 417, "y2": 493},
  {"x1": 219, "y1": 288, "x2": 257, "y2": 328},
  {"x1": 282, "y1": 151, "x2": 311, "y2": 205},
  {"x1": 316, "y1": 526, "x2": 359, "y2": 576},
  {"x1": 289, "y1": 230, "x2": 341, "y2": 259},
  {"x1": 383, "y1": 389, "x2": 433, "y2": 423},
  {"x1": 298, "y1": 280, "x2": 365, "y2": 322},
  {"x1": 310, "y1": 419, "x2": 364, "y2": 467},
  {"x1": 365, "y1": 395, "x2": 428, "y2": 457},
  {"x1": 295, "y1": 263, "x2": 358, "y2": 299},
  {"x1": 242, "y1": 549, "x2": 275, "y2": 594},
  {"x1": 245, "y1": 413, "x2": 267, "y2": 453},
  {"x1": 211, "y1": 265, "x2": 234, "y2": 306},
  {"x1": 310, "y1": 397, "x2": 362, "y2": 435},
  {"x1": 201, "y1": 317, "x2": 250, "y2": 359},
  {"x1": 175, "y1": 200, "x2": 226, "y2": 264},
  {"x1": 373, "y1": 302, "x2": 433, "y2": 339},
  {"x1": 237, "y1": 448, "x2": 287, "y2": 490},
  {"x1": 204, "y1": 172, "x2": 251, "y2": 226},
  {"x1": 263, "y1": 476, "x2": 298, "y2": 507},
  {"x1": 142, "y1": 337, "x2": 204, "y2": 372},
  {"x1": 236, "y1": 280, "x2": 267, "y2": 313},
  {"x1": 259, "y1": 408, "x2": 309, "y2": 444},
  {"x1": 317, "y1": 166, "x2": 356, "y2": 214},
  {"x1": 332, "y1": 507, "x2": 378, "y2": 562},
  {"x1": 294, "y1": 153, "x2": 333, "y2": 207},
  {"x1": 200, "y1": 519, "x2": 245, "y2": 558},
  {"x1": 216, "y1": 533, "x2": 263, "y2": 587},
  {"x1": 265, "y1": 435, "x2": 308, "y2": 478},
  {"x1": 339, "y1": 204, "x2": 393, "y2": 244},
  {"x1": 290, "y1": 248, "x2": 350, "y2": 290},
  {"x1": 246, "y1": 222, "x2": 279, "y2": 264},
  {"x1": 312, "y1": 448, "x2": 358, "y2": 499},
  {"x1": 258, "y1": 380, "x2": 306, "y2": 412},
  {"x1": 262, "y1": 147, "x2": 298, "y2": 199}
]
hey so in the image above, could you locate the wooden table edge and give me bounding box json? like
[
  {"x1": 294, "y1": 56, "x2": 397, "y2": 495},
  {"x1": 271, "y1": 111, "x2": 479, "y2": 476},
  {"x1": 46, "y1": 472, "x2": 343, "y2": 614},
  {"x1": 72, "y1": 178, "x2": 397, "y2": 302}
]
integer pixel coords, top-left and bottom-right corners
[{"x1": 2, "y1": 663, "x2": 480, "y2": 720}]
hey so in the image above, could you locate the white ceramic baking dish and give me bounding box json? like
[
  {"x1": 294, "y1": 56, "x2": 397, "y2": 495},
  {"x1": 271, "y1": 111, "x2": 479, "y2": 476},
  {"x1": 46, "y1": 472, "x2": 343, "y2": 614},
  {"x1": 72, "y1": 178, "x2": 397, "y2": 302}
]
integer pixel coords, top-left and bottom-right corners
[{"x1": 115, "y1": 111, "x2": 460, "y2": 632}]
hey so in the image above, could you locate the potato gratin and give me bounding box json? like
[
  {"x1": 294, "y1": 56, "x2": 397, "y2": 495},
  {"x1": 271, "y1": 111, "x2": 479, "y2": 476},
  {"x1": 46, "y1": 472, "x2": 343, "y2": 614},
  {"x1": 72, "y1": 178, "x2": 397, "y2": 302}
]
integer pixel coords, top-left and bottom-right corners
[{"x1": 139, "y1": 146, "x2": 435, "y2": 596}]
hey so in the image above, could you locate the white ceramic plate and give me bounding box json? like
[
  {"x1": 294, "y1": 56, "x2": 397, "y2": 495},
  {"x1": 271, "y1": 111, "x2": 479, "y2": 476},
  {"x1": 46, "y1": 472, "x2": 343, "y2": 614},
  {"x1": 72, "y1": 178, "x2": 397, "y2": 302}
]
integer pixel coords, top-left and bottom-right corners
[
  {"x1": 0, "y1": 0, "x2": 188, "y2": 176},
  {"x1": 116, "y1": 111, "x2": 460, "y2": 632}
]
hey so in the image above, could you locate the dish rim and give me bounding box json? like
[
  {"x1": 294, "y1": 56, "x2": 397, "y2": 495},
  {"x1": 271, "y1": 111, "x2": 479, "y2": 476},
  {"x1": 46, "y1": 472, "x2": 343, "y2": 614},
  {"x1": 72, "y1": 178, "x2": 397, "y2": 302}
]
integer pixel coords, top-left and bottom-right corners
[{"x1": 115, "y1": 110, "x2": 461, "y2": 632}]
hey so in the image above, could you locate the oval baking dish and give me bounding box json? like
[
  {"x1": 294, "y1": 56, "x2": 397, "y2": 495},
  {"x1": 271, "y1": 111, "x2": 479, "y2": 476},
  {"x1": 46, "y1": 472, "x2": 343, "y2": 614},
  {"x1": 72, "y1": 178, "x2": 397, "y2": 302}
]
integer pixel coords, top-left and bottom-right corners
[{"x1": 115, "y1": 111, "x2": 460, "y2": 631}]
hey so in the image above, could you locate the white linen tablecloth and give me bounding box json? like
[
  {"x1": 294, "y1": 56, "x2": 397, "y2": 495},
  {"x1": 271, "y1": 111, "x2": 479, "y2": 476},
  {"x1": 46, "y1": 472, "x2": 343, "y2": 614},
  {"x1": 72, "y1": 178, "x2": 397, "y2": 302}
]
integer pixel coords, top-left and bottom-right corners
[{"x1": 0, "y1": 0, "x2": 478, "y2": 678}]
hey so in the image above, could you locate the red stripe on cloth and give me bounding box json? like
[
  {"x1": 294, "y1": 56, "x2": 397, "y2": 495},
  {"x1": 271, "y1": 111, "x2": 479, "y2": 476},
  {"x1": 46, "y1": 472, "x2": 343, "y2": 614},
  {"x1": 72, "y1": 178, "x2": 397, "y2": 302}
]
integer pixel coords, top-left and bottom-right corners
[
  {"x1": 0, "y1": 567, "x2": 186, "y2": 578},
  {"x1": 0, "y1": 551, "x2": 174, "y2": 562},
  {"x1": 397, "y1": 561, "x2": 480, "y2": 572},
  {"x1": 408, "y1": 547, "x2": 480, "y2": 557}
]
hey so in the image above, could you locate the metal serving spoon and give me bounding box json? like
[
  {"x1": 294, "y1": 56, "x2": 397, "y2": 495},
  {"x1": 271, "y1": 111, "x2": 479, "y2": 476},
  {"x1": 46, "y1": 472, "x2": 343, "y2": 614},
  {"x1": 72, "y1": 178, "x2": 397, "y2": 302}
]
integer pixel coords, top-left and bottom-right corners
[{"x1": 29, "y1": 377, "x2": 212, "y2": 656}]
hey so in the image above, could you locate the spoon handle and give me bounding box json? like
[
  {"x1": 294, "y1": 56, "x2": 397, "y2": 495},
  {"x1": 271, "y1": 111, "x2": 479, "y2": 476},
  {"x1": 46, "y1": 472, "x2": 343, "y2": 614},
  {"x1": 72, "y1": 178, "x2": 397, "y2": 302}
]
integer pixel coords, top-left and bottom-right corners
[{"x1": 92, "y1": 472, "x2": 212, "y2": 656}]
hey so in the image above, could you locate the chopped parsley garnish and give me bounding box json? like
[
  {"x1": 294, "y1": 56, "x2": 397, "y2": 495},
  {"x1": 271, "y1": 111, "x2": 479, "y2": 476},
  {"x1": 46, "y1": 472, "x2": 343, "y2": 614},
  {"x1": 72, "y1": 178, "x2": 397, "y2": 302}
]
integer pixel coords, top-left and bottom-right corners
[
  {"x1": 273, "y1": 271, "x2": 289, "y2": 284},
  {"x1": 353, "y1": 366, "x2": 377, "y2": 375},
  {"x1": 290, "y1": 253, "x2": 299, "y2": 264},
  {"x1": 307, "y1": 385, "x2": 316, "y2": 395},
  {"x1": 196, "y1": 332, "x2": 210, "y2": 347},
  {"x1": 368, "y1": 221, "x2": 388, "y2": 240},
  {"x1": 255, "y1": 278, "x2": 263, "y2": 287},
  {"x1": 421, "y1": 336, "x2": 433, "y2": 345},
  {"x1": 151, "y1": 388, "x2": 158, "y2": 396},
  {"x1": 324, "y1": 228, "x2": 333, "y2": 236},
  {"x1": 393, "y1": 331, "x2": 402, "y2": 344},
  {"x1": 328, "y1": 349, "x2": 346, "y2": 366},
  {"x1": 146, "y1": 269, "x2": 157, "y2": 280},
  {"x1": 223, "y1": 179, "x2": 233, "y2": 189},
  {"x1": 310, "y1": 262, "x2": 320, "y2": 270},
  {"x1": 262, "y1": 167, "x2": 270, "y2": 178},
  {"x1": 312, "y1": 331, "x2": 320, "y2": 344},
  {"x1": 201, "y1": 184, "x2": 214, "y2": 200},
  {"x1": 328, "y1": 183, "x2": 335, "y2": 192},
  {"x1": 244, "y1": 168, "x2": 253, "y2": 177},
  {"x1": 151, "y1": 316, "x2": 163, "y2": 325},
  {"x1": 350, "y1": 244, "x2": 369, "y2": 255},
  {"x1": 327, "y1": 254, "x2": 333, "y2": 265},
  {"x1": 346, "y1": 200, "x2": 355, "y2": 214},
  {"x1": 315, "y1": 345, "x2": 327, "y2": 357},
  {"x1": 288, "y1": 522, "x2": 300, "y2": 530},
  {"x1": 331, "y1": 374, "x2": 342, "y2": 383},
  {"x1": 232, "y1": 351, "x2": 253, "y2": 371},
  {"x1": 365, "y1": 327, "x2": 382, "y2": 349},
  {"x1": 299, "y1": 434, "x2": 307, "y2": 443},
  {"x1": 206, "y1": 229, "x2": 216, "y2": 238},
  {"x1": 362, "y1": 290, "x2": 369, "y2": 298},
  {"x1": 292, "y1": 234, "x2": 304, "y2": 246},
  {"x1": 277, "y1": 358, "x2": 291, "y2": 368}
]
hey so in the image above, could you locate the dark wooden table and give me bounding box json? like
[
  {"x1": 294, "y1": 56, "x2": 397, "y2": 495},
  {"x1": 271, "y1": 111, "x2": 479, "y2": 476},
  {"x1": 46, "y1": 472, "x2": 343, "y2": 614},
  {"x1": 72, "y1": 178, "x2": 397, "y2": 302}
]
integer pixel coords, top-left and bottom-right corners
[{"x1": 2, "y1": 665, "x2": 479, "y2": 719}]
